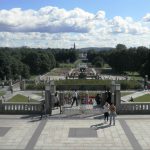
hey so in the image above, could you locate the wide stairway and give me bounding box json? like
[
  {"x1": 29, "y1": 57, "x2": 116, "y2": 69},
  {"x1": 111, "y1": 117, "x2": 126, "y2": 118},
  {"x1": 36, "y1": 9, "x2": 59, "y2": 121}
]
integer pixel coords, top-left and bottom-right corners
[{"x1": 62, "y1": 104, "x2": 104, "y2": 118}]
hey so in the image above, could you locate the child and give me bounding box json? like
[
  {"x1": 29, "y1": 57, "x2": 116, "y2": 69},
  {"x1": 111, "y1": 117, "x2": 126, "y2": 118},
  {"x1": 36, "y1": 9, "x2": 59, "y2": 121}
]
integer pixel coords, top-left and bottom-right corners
[{"x1": 103, "y1": 102, "x2": 110, "y2": 123}]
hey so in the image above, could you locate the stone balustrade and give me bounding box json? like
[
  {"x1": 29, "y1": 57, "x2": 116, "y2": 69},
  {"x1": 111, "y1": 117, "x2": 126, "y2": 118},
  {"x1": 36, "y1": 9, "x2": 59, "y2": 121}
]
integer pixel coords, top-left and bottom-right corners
[
  {"x1": 118, "y1": 102, "x2": 150, "y2": 114},
  {"x1": 0, "y1": 101, "x2": 41, "y2": 114}
]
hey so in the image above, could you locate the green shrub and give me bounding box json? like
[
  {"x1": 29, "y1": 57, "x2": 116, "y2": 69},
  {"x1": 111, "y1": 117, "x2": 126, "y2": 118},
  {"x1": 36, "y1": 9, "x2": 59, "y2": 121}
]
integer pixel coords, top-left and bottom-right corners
[
  {"x1": 117, "y1": 80, "x2": 142, "y2": 90},
  {"x1": 56, "y1": 84, "x2": 109, "y2": 91},
  {"x1": 55, "y1": 79, "x2": 142, "y2": 90},
  {"x1": 55, "y1": 79, "x2": 111, "y2": 91},
  {"x1": 55, "y1": 79, "x2": 111, "y2": 85},
  {"x1": 26, "y1": 79, "x2": 142, "y2": 91}
]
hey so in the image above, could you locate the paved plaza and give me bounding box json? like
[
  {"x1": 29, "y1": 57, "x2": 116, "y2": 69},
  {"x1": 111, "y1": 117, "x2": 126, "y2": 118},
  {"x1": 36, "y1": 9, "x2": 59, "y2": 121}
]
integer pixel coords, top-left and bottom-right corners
[
  {"x1": 0, "y1": 115, "x2": 150, "y2": 150},
  {"x1": 1, "y1": 86, "x2": 150, "y2": 150}
]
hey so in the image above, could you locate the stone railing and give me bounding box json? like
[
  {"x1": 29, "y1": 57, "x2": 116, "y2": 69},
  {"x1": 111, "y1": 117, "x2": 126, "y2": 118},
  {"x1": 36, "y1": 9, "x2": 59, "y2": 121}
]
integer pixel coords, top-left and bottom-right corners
[
  {"x1": 0, "y1": 101, "x2": 41, "y2": 114},
  {"x1": 118, "y1": 102, "x2": 150, "y2": 114}
]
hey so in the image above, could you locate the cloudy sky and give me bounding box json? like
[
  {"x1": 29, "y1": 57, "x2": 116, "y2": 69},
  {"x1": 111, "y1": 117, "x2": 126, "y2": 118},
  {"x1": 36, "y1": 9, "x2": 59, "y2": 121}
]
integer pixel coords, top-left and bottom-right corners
[{"x1": 0, "y1": 0, "x2": 150, "y2": 48}]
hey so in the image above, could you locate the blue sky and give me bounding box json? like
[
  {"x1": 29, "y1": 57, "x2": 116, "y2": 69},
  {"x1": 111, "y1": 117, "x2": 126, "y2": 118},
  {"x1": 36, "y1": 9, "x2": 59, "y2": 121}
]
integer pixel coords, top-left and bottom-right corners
[
  {"x1": 0, "y1": 0, "x2": 150, "y2": 48},
  {"x1": 1, "y1": 0, "x2": 150, "y2": 20}
]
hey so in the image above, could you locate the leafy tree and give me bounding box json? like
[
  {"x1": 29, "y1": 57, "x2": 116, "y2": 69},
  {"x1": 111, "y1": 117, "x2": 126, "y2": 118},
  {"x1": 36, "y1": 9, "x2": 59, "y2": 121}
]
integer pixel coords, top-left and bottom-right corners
[
  {"x1": 21, "y1": 64, "x2": 30, "y2": 79},
  {"x1": 116, "y1": 44, "x2": 127, "y2": 51},
  {"x1": 0, "y1": 51, "x2": 12, "y2": 79},
  {"x1": 92, "y1": 56, "x2": 104, "y2": 67},
  {"x1": 87, "y1": 50, "x2": 97, "y2": 62}
]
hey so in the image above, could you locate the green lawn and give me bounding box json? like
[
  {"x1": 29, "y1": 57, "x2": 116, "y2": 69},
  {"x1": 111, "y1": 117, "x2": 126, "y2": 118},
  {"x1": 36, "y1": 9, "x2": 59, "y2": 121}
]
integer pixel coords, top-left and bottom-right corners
[
  {"x1": 130, "y1": 76, "x2": 143, "y2": 80},
  {"x1": 59, "y1": 59, "x2": 82, "y2": 68},
  {"x1": 59, "y1": 63, "x2": 74, "y2": 68},
  {"x1": 121, "y1": 92, "x2": 134, "y2": 97},
  {"x1": 125, "y1": 71, "x2": 143, "y2": 80},
  {"x1": 47, "y1": 68, "x2": 70, "y2": 76},
  {"x1": 8, "y1": 94, "x2": 37, "y2": 102},
  {"x1": 134, "y1": 94, "x2": 150, "y2": 102},
  {"x1": 102, "y1": 63, "x2": 110, "y2": 68},
  {"x1": 0, "y1": 91, "x2": 5, "y2": 96},
  {"x1": 30, "y1": 75, "x2": 37, "y2": 80},
  {"x1": 74, "y1": 59, "x2": 82, "y2": 67},
  {"x1": 125, "y1": 71, "x2": 140, "y2": 76}
]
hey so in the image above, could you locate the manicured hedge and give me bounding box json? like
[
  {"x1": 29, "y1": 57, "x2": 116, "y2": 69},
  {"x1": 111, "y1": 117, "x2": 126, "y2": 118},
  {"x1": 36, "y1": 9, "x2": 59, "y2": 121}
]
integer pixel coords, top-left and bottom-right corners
[
  {"x1": 55, "y1": 79, "x2": 142, "y2": 90},
  {"x1": 56, "y1": 84, "x2": 108, "y2": 91},
  {"x1": 25, "y1": 79, "x2": 142, "y2": 91},
  {"x1": 55, "y1": 79, "x2": 110, "y2": 91},
  {"x1": 55, "y1": 79, "x2": 111, "y2": 85},
  {"x1": 116, "y1": 80, "x2": 142, "y2": 90}
]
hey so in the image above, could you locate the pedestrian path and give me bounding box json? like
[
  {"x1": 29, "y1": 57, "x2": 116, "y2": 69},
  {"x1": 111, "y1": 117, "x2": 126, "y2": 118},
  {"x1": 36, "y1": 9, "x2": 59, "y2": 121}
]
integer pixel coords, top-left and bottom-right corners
[
  {"x1": 0, "y1": 115, "x2": 150, "y2": 150},
  {"x1": 121, "y1": 90, "x2": 150, "y2": 102}
]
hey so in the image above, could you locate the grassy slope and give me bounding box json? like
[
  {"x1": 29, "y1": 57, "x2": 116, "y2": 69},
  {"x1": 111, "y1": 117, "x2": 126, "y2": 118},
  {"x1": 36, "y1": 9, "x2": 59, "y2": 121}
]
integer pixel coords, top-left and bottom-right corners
[
  {"x1": 8, "y1": 94, "x2": 37, "y2": 102},
  {"x1": 134, "y1": 94, "x2": 150, "y2": 102},
  {"x1": 0, "y1": 91, "x2": 5, "y2": 96}
]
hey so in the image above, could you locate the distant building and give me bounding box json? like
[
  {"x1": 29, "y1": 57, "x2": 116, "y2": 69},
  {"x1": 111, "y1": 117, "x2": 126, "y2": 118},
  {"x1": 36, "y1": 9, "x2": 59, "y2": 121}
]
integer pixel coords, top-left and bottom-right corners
[{"x1": 79, "y1": 52, "x2": 88, "y2": 62}]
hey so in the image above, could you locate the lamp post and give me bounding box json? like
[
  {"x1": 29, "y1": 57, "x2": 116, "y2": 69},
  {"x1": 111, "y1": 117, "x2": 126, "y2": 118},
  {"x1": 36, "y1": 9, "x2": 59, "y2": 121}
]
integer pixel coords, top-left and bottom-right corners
[
  {"x1": 19, "y1": 75, "x2": 22, "y2": 81},
  {"x1": 111, "y1": 81, "x2": 115, "y2": 93},
  {"x1": 111, "y1": 80, "x2": 115, "y2": 104},
  {"x1": 45, "y1": 85, "x2": 51, "y2": 115},
  {"x1": 114, "y1": 84, "x2": 121, "y2": 112},
  {"x1": 50, "y1": 80, "x2": 56, "y2": 111},
  {"x1": 50, "y1": 80, "x2": 56, "y2": 94},
  {"x1": 145, "y1": 75, "x2": 148, "y2": 90},
  {"x1": 115, "y1": 84, "x2": 121, "y2": 91}
]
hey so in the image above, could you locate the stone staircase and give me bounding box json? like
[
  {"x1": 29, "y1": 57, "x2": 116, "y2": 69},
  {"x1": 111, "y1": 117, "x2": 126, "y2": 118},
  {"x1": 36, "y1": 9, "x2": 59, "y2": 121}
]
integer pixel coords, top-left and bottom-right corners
[{"x1": 62, "y1": 104, "x2": 104, "y2": 116}]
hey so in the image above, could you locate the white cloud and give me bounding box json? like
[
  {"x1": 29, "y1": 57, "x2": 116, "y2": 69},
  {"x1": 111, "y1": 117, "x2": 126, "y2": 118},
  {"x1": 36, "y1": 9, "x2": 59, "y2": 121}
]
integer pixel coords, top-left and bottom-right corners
[
  {"x1": 0, "y1": 6, "x2": 94, "y2": 33},
  {"x1": 0, "y1": 6, "x2": 150, "y2": 48},
  {"x1": 143, "y1": 13, "x2": 150, "y2": 22},
  {"x1": 110, "y1": 16, "x2": 150, "y2": 34},
  {"x1": 95, "y1": 10, "x2": 105, "y2": 19}
]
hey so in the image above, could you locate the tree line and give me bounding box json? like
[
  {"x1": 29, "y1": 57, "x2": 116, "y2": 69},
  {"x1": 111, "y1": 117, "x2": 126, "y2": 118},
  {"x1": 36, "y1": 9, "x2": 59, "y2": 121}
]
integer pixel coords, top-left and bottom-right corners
[
  {"x1": 0, "y1": 47, "x2": 78, "y2": 80},
  {"x1": 87, "y1": 44, "x2": 150, "y2": 78}
]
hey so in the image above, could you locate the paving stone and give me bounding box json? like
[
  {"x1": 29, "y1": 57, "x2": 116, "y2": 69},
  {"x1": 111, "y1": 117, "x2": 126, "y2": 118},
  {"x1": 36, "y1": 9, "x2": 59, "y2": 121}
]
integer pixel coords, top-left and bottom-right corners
[
  {"x1": 68, "y1": 128, "x2": 97, "y2": 138},
  {"x1": 0, "y1": 115, "x2": 150, "y2": 150},
  {"x1": 0, "y1": 127, "x2": 11, "y2": 137},
  {"x1": 0, "y1": 119, "x2": 39, "y2": 150}
]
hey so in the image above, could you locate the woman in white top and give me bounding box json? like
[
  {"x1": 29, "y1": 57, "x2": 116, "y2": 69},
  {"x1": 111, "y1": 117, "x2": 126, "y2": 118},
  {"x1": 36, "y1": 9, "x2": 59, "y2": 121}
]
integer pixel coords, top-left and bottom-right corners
[
  {"x1": 103, "y1": 102, "x2": 110, "y2": 123},
  {"x1": 54, "y1": 92, "x2": 59, "y2": 108}
]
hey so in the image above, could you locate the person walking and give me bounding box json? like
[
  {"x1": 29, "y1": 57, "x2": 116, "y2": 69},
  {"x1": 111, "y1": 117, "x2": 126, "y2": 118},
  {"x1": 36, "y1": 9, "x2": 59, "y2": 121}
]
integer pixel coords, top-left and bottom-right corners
[
  {"x1": 71, "y1": 90, "x2": 78, "y2": 107},
  {"x1": 54, "y1": 92, "x2": 59, "y2": 108},
  {"x1": 106, "y1": 90, "x2": 111, "y2": 104},
  {"x1": 40, "y1": 101, "x2": 46, "y2": 119},
  {"x1": 95, "y1": 94, "x2": 101, "y2": 106},
  {"x1": 109, "y1": 103, "x2": 117, "y2": 125},
  {"x1": 2, "y1": 82, "x2": 4, "y2": 88},
  {"x1": 10, "y1": 85, "x2": 13, "y2": 94},
  {"x1": 28, "y1": 96, "x2": 30, "y2": 103},
  {"x1": 103, "y1": 102, "x2": 110, "y2": 124}
]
